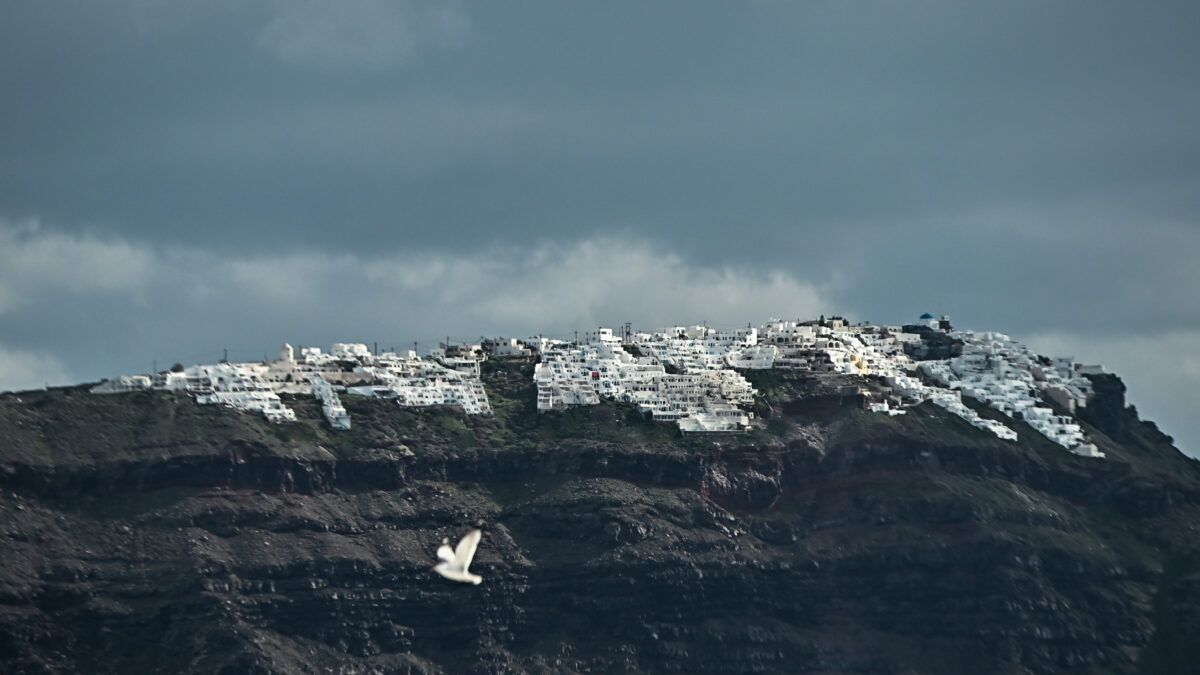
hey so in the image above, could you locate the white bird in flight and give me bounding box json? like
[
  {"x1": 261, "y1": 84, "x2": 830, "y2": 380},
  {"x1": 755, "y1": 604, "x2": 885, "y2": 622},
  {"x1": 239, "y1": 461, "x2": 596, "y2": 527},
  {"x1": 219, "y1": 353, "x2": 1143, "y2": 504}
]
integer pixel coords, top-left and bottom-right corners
[{"x1": 433, "y1": 528, "x2": 483, "y2": 584}]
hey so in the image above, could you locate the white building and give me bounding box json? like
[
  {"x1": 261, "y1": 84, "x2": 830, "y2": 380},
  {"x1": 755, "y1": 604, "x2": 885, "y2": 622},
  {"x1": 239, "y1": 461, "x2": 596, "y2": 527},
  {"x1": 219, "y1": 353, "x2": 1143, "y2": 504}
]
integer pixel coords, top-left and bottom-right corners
[
  {"x1": 91, "y1": 375, "x2": 152, "y2": 394},
  {"x1": 482, "y1": 337, "x2": 532, "y2": 358},
  {"x1": 330, "y1": 343, "x2": 372, "y2": 360},
  {"x1": 309, "y1": 373, "x2": 350, "y2": 429}
]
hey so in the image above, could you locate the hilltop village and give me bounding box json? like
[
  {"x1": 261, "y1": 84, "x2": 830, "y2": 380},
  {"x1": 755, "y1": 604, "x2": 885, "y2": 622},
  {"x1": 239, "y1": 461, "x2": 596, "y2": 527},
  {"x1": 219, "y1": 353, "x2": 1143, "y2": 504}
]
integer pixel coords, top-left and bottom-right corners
[{"x1": 91, "y1": 315, "x2": 1105, "y2": 458}]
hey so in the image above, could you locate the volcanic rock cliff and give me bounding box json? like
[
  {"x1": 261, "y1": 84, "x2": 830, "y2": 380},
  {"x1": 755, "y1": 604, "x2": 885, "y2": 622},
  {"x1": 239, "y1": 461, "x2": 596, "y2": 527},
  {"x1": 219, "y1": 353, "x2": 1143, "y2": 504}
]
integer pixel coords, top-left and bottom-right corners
[{"x1": 2, "y1": 359, "x2": 1199, "y2": 674}]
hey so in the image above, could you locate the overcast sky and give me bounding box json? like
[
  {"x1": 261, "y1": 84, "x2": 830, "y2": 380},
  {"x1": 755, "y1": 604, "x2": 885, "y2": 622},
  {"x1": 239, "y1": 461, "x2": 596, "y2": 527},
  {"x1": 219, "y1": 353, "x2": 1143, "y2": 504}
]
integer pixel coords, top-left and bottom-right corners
[{"x1": 2, "y1": 1, "x2": 1197, "y2": 454}]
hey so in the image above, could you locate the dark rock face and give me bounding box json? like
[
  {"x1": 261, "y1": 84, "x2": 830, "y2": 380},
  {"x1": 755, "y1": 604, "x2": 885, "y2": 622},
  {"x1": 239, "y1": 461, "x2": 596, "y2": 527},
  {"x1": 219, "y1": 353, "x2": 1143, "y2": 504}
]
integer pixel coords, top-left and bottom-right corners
[
  {"x1": 900, "y1": 326, "x2": 964, "y2": 361},
  {"x1": 2, "y1": 364, "x2": 1200, "y2": 673}
]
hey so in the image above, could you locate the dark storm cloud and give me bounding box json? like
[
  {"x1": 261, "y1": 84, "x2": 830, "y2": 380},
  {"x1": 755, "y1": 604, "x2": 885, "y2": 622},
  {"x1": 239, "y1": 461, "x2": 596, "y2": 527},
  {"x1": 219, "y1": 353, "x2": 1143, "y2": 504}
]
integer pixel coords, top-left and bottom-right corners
[
  {"x1": 4, "y1": 2, "x2": 1197, "y2": 253},
  {"x1": 1, "y1": 2, "x2": 1198, "y2": 451}
]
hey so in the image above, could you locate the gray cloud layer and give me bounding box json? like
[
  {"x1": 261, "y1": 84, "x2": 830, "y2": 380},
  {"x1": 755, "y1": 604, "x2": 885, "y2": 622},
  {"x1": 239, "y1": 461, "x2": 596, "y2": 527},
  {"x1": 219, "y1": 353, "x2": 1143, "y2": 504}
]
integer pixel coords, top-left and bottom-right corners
[
  {"x1": 0, "y1": 218, "x2": 826, "y2": 378},
  {"x1": 1, "y1": 2, "x2": 1197, "y2": 452}
]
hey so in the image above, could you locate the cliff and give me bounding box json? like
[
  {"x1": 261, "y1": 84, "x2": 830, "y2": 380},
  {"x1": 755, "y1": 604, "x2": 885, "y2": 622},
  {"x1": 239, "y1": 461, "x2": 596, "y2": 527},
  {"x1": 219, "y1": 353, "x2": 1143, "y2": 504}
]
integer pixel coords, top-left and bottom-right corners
[{"x1": 2, "y1": 359, "x2": 1199, "y2": 673}]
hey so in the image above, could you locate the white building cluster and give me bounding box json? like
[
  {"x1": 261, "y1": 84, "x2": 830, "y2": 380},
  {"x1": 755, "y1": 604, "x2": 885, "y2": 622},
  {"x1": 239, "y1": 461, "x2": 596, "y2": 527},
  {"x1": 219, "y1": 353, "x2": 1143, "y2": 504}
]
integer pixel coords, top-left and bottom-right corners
[
  {"x1": 88, "y1": 314, "x2": 1108, "y2": 458},
  {"x1": 347, "y1": 359, "x2": 491, "y2": 415},
  {"x1": 918, "y1": 331, "x2": 1102, "y2": 457},
  {"x1": 92, "y1": 342, "x2": 492, "y2": 427},
  {"x1": 789, "y1": 324, "x2": 1024, "y2": 442},
  {"x1": 532, "y1": 326, "x2": 756, "y2": 432},
  {"x1": 178, "y1": 362, "x2": 297, "y2": 423},
  {"x1": 527, "y1": 316, "x2": 1106, "y2": 456}
]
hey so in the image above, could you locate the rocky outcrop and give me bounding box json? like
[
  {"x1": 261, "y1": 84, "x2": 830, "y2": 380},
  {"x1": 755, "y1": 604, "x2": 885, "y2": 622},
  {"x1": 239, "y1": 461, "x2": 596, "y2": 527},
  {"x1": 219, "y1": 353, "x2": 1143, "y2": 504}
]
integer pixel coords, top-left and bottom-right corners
[{"x1": 1, "y1": 367, "x2": 1199, "y2": 673}]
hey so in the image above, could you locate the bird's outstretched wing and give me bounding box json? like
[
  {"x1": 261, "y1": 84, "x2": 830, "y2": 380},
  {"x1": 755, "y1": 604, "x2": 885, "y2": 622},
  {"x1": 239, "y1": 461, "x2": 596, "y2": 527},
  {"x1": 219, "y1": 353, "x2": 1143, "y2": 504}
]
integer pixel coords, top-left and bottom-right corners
[{"x1": 453, "y1": 528, "x2": 482, "y2": 571}]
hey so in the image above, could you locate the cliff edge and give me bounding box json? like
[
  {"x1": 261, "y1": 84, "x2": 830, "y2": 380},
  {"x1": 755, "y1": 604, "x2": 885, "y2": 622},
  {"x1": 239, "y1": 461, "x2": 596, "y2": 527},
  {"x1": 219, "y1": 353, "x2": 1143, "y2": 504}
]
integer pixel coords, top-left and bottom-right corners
[{"x1": 2, "y1": 359, "x2": 1199, "y2": 673}]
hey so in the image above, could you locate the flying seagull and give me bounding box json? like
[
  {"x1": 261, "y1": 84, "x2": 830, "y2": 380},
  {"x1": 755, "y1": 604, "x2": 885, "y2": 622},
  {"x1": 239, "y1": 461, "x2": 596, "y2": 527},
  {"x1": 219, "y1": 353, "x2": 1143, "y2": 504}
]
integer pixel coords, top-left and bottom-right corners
[{"x1": 434, "y1": 528, "x2": 483, "y2": 585}]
